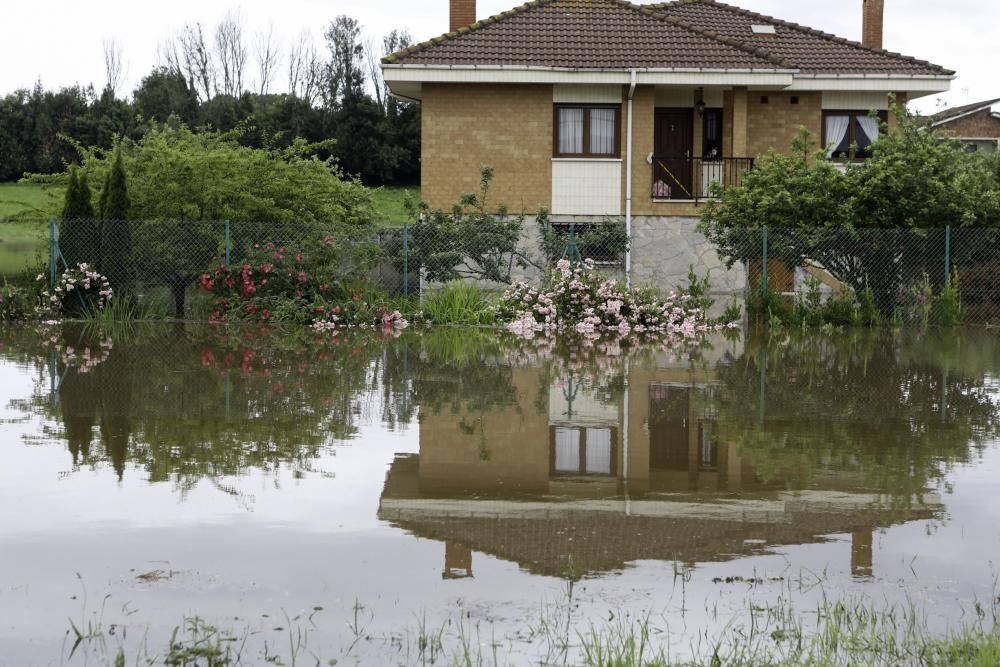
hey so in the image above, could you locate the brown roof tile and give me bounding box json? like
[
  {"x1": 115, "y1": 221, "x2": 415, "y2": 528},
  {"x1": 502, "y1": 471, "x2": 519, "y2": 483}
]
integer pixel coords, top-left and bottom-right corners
[
  {"x1": 384, "y1": 0, "x2": 953, "y2": 78},
  {"x1": 650, "y1": 0, "x2": 954, "y2": 76},
  {"x1": 384, "y1": 0, "x2": 788, "y2": 70}
]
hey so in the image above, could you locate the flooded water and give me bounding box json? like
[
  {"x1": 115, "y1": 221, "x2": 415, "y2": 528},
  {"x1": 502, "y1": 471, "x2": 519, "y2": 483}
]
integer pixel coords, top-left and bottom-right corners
[{"x1": 1, "y1": 324, "x2": 999, "y2": 665}]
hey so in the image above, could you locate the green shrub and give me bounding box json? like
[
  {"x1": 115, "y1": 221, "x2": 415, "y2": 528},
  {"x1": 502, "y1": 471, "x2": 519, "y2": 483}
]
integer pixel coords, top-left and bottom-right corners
[
  {"x1": 932, "y1": 270, "x2": 964, "y2": 327},
  {"x1": 0, "y1": 282, "x2": 36, "y2": 321},
  {"x1": 822, "y1": 286, "x2": 860, "y2": 326},
  {"x1": 421, "y1": 282, "x2": 495, "y2": 325},
  {"x1": 858, "y1": 278, "x2": 881, "y2": 327}
]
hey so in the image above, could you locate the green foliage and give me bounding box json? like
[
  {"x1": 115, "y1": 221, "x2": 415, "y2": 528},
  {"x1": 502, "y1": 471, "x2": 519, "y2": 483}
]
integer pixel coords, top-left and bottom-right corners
[
  {"x1": 700, "y1": 111, "x2": 1000, "y2": 320},
  {"x1": 420, "y1": 282, "x2": 496, "y2": 325},
  {"x1": 933, "y1": 270, "x2": 964, "y2": 327},
  {"x1": 98, "y1": 147, "x2": 132, "y2": 292},
  {"x1": 67, "y1": 123, "x2": 376, "y2": 317},
  {"x1": 59, "y1": 166, "x2": 97, "y2": 270},
  {"x1": 0, "y1": 281, "x2": 36, "y2": 321},
  {"x1": 538, "y1": 214, "x2": 630, "y2": 265},
  {"x1": 822, "y1": 286, "x2": 860, "y2": 326},
  {"x1": 858, "y1": 278, "x2": 881, "y2": 327},
  {"x1": 399, "y1": 166, "x2": 541, "y2": 284}
]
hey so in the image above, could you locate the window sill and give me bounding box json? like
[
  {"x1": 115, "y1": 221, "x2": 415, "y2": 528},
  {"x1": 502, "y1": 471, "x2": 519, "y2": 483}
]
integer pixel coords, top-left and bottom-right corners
[{"x1": 551, "y1": 157, "x2": 622, "y2": 163}]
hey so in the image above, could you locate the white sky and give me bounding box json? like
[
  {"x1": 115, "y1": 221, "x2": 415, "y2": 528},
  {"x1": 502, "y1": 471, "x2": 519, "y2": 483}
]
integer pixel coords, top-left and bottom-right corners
[{"x1": 0, "y1": 0, "x2": 994, "y2": 114}]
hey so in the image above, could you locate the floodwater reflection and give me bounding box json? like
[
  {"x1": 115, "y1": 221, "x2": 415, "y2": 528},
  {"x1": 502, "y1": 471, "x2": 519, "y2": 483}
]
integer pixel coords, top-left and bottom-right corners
[{"x1": 1, "y1": 324, "x2": 998, "y2": 662}]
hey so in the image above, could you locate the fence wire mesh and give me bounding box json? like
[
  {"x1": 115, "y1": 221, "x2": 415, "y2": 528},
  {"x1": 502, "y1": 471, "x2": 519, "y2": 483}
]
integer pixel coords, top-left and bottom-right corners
[{"x1": 46, "y1": 219, "x2": 1000, "y2": 326}]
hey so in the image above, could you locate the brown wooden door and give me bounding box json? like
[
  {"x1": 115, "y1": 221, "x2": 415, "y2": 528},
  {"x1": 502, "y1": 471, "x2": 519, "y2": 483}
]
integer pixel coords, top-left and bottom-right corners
[{"x1": 654, "y1": 109, "x2": 694, "y2": 199}]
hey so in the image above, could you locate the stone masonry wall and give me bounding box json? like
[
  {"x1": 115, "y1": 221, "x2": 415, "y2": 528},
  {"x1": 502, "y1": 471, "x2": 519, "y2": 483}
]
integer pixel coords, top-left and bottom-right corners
[{"x1": 631, "y1": 216, "x2": 746, "y2": 297}]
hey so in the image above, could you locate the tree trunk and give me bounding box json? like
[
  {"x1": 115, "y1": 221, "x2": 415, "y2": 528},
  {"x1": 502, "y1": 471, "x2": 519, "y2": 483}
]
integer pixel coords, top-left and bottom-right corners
[{"x1": 168, "y1": 274, "x2": 195, "y2": 319}]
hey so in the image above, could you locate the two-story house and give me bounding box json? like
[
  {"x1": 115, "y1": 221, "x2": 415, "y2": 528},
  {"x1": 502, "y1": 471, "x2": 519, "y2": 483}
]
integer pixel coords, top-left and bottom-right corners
[{"x1": 382, "y1": 0, "x2": 953, "y2": 293}]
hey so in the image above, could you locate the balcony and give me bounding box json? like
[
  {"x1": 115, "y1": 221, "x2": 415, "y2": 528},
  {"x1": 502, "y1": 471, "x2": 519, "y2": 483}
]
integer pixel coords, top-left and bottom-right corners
[{"x1": 651, "y1": 156, "x2": 754, "y2": 203}]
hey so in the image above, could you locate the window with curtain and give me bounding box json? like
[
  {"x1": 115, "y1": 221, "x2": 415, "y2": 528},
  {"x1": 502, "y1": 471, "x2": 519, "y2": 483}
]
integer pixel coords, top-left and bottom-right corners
[
  {"x1": 703, "y1": 108, "x2": 724, "y2": 158},
  {"x1": 823, "y1": 111, "x2": 888, "y2": 160},
  {"x1": 554, "y1": 105, "x2": 621, "y2": 157}
]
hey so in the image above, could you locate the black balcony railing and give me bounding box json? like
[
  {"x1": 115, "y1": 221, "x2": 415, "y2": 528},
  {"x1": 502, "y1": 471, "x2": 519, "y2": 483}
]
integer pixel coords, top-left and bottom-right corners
[{"x1": 651, "y1": 156, "x2": 754, "y2": 202}]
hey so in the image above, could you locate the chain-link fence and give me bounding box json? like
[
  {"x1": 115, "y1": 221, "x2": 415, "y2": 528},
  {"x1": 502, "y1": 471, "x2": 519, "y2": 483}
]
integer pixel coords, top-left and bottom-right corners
[
  {"x1": 45, "y1": 219, "x2": 1000, "y2": 326},
  {"x1": 714, "y1": 226, "x2": 1000, "y2": 326}
]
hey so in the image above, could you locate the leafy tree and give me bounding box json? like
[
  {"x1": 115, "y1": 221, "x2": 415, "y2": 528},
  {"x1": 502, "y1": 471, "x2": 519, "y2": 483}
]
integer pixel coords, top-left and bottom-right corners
[
  {"x1": 71, "y1": 123, "x2": 376, "y2": 317},
  {"x1": 700, "y1": 113, "x2": 1000, "y2": 313},
  {"x1": 323, "y1": 16, "x2": 366, "y2": 106},
  {"x1": 59, "y1": 165, "x2": 97, "y2": 269},
  {"x1": 132, "y1": 68, "x2": 199, "y2": 125}
]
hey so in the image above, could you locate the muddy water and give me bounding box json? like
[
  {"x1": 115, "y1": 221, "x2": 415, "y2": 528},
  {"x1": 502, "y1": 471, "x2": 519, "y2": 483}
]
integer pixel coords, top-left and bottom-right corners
[{"x1": 1, "y1": 325, "x2": 999, "y2": 664}]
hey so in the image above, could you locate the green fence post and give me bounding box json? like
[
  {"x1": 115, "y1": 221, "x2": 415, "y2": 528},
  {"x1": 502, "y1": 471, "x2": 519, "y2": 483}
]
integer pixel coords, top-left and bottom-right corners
[
  {"x1": 224, "y1": 219, "x2": 232, "y2": 267},
  {"x1": 761, "y1": 225, "x2": 769, "y2": 303},
  {"x1": 48, "y1": 219, "x2": 57, "y2": 288},
  {"x1": 402, "y1": 223, "x2": 409, "y2": 298},
  {"x1": 944, "y1": 224, "x2": 951, "y2": 286}
]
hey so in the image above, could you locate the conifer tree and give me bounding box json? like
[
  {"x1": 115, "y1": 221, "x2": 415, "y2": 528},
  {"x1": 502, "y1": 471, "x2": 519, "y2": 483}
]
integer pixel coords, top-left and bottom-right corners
[
  {"x1": 99, "y1": 147, "x2": 133, "y2": 290},
  {"x1": 59, "y1": 165, "x2": 96, "y2": 269}
]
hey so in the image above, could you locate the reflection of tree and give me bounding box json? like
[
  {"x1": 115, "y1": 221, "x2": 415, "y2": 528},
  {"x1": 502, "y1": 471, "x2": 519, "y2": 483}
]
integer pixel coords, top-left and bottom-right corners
[
  {"x1": 714, "y1": 330, "x2": 1000, "y2": 504},
  {"x1": 10, "y1": 324, "x2": 383, "y2": 491},
  {"x1": 377, "y1": 329, "x2": 520, "y2": 419}
]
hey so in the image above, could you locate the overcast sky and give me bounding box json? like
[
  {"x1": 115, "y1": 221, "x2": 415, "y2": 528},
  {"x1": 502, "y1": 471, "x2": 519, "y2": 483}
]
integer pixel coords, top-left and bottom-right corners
[{"x1": 1, "y1": 0, "x2": 994, "y2": 113}]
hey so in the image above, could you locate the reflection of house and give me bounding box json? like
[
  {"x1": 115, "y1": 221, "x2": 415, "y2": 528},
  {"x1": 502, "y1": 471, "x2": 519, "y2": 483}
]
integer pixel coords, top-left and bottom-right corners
[{"x1": 379, "y1": 360, "x2": 941, "y2": 579}]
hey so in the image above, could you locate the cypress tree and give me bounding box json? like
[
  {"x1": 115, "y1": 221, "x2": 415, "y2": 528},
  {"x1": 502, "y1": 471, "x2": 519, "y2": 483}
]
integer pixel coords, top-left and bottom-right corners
[
  {"x1": 59, "y1": 165, "x2": 96, "y2": 269},
  {"x1": 100, "y1": 148, "x2": 132, "y2": 290}
]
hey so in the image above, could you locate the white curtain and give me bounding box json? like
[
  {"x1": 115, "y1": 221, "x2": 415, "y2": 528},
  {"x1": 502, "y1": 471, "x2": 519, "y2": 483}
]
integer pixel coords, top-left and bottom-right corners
[
  {"x1": 590, "y1": 108, "x2": 616, "y2": 155},
  {"x1": 585, "y1": 428, "x2": 612, "y2": 475},
  {"x1": 558, "y1": 108, "x2": 584, "y2": 154},
  {"x1": 554, "y1": 428, "x2": 580, "y2": 473},
  {"x1": 825, "y1": 114, "x2": 851, "y2": 158},
  {"x1": 856, "y1": 116, "x2": 880, "y2": 149}
]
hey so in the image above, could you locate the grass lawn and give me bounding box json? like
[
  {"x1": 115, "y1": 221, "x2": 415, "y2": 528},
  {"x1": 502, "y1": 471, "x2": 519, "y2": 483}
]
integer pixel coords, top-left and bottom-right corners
[
  {"x1": 372, "y1": 185, "x2": 418, "y2": 226},
  {"x1": 0, "y1": 182, "x2": 63, "y2": 223},
  {"x1": 0, "y1": 183, "x2": 57, "y2": 277}
]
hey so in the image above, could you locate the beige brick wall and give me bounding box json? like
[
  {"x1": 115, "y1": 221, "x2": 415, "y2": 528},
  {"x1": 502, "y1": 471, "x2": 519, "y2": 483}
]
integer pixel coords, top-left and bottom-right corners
[
  {"x1": 937, "y1": 108, "x2": 1000, "y2": 139},
  {"x1": 628, "y1": 86, "x2": 656, "y2": 216},
  {"x1": 421, "y1": 83, "x2": 552, "y2": 214},
  {"x1": 747, "y1": 91, "x2": 822, "y2": 156}
]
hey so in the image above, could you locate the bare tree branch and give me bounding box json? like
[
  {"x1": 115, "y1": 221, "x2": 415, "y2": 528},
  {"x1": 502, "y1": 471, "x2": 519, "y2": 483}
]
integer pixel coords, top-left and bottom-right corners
[
  {"x1": 287, "y1": 31, "x2": 321, "y2": 105},
  {"x1": 177, "y1": 22, "x2": 216, "y2": 102},
  {"x1": 215, "y1": 10, "x2": 247, "y2": 97},
  {"x1": 254, "y1": 23, "x2": 279, "y2": 95},
  {"x1": 102, "y1": 37, "x2": 127, "y2": 96},
  {"x1": 363, "y1": 36, "x2": 384, "y2": 112}
]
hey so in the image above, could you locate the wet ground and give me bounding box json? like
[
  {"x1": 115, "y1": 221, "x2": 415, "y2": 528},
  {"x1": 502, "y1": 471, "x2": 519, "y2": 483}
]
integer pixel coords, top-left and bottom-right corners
[{"x1": 1, "y1": 324, "x2": 998, "y2": 664}]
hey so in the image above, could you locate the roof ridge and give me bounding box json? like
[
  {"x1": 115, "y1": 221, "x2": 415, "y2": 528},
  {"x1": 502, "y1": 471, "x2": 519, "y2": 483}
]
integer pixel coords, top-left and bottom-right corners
[
  {"x1": 930, "y1": 98, "x2": 1000, "y2": 122},
  {"x1": 649, "y1": 0, "x2": 953, "y2": 75},
  {"x1": 382, "y1": 0, "x2": 556, "y2": 65},
  {"x1": 613, "y1": 0, "x2": 792, "y2": 68},
  {"x1": 383, "y1": 0, "x2": 791, "y2": 68}
]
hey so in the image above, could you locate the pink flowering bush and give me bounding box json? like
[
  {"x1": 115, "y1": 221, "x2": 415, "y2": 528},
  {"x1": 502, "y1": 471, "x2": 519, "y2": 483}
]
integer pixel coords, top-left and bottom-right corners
[
  {"x1": 496, "y1": 259, "x2": 707, "y2": 338},
  {"x1": 36, "y1": 264, "x2": 113, "y2": 318}
]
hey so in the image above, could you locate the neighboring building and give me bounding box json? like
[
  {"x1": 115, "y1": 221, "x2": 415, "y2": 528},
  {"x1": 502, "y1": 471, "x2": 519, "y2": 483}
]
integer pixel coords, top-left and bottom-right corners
[
  {"x1": 924, "y1": 98, "x2": 1000, "y2": 152},
  {"x1": 381, "y1": 0, "x2": 953, "y2": 294}
]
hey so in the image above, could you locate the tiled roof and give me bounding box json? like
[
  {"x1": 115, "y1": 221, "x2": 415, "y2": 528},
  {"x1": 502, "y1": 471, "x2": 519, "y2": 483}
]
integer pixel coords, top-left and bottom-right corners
[
  {"x1": 384, "y1": 0, "x2": 954, "y2": 77},
  {"x1": 926, "y1": 98, "x2": 1000, "y2": 125},
  {"x1": 384, "y1": 0, "x2": 789, "y2": 70},
  {"x1": 650, "y1": 0, "x2": 953, "y2": 76}
]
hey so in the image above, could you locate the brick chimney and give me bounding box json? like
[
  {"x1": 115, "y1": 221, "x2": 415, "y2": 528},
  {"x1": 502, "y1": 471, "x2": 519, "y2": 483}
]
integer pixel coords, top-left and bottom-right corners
[
  {"x1": 862, "y1": 0, "x2": 884, "y2": 50},
  {"x1": 450, "y1": 0, "x2": 476, "y2": 32}
]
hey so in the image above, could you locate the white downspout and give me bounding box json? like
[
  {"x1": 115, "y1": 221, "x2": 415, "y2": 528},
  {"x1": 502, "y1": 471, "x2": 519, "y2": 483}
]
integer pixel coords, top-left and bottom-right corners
[{"x1": 625, "y1": 69, "x2": 636, "y2": 289}]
